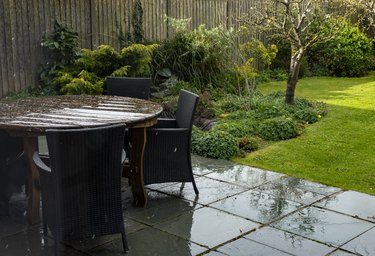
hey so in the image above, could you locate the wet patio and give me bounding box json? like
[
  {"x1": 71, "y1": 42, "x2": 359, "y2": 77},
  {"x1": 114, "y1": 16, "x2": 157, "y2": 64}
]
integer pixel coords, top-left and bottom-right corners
[{"x1": 1, "y1": 155, "x2": 375, "y2": 256}]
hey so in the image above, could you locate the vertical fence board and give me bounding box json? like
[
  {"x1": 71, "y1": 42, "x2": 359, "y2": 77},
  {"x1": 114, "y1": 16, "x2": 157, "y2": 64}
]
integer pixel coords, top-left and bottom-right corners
[
  {"x1": 0, "y1": 0, "x2": 266, "y2": 97},
  {"x1": 0, "y1": 0, "x2": 8, "y2": 97}
]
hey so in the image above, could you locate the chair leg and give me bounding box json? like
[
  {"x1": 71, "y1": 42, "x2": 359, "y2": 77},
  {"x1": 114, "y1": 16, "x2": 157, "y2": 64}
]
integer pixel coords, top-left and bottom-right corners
[
  {"x1": 120, "y1": 226, "x2": 129, "y2": 252},
  {"x1": 192, "y1": 180, "x2": 199, "y2": 195}
]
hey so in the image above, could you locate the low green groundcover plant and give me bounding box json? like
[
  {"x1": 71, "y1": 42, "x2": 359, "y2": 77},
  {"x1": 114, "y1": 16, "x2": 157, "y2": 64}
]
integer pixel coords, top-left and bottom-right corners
[
  {"x1": 191, "y1": 91, "x2": 327, "y2": 160},
  {"x1": 236, "y1": 73, "x2": 375, "y2": 195}
]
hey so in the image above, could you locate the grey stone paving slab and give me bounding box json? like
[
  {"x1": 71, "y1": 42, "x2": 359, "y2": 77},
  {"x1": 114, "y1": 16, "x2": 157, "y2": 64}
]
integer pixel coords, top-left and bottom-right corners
[
  {"x1": 0, "y1": 226, "x2": 83, "y2": 255},
  {"x1": 192, "y1": 155, "x2": 236, "y2": 176},
  {"x1": 315, "y1": 191, "x2": 375, "y2": 223},
  {"x1": 255, "y1": 182, "x2": 327, "y2": 205},
  {"x1": 271, "y1": 206, "x2": 375, "y2": 247},
  {"x1": 210, "y1": 190, "x2": 303, "y2": 224},
  {"x1": 245, "y1": 226, "x2": 336, "y2": 256},
  {"x1": 123, "y1": 218, "x2": 148, "y2": 234},
  {"x1": 124, "y1": 191, "x2": 200, "y2": 225},
  {"x1": 91, "y1": 227, "x2": 207, "y2": 256},
  {"x1": 155, "y1": 207, "x2": 260, "y2": 249},
  {"x1": 205, "y1": 164, "x2": 285, "y2": 189},
  {"x1": 341, "y1": 226, "x2": 375, "y2": 256},
  {"x1": 328, "y1": 249, "x2": 359, "y2": 255},
  {"x1": 216, "y1": 238, "x2": 293, "y2": 256},
  {"x1": 67, "y1": 219, "x2": 146, "y2": 251},
  {"x1": 201, "y1": 250, "x2": 229, "y2": 255},
  {"x1": 67, "y1": 234, "x2": 123, "y2": 252},
  {"x1": 273, "y1": 176, "x2": 342, "y2": 195},
  {"x1": 0, "y1": 216, "x2": 26, "y2": 237},
  {"x1": 154, "y1": 176, "x2": 249, "y2": 205}
]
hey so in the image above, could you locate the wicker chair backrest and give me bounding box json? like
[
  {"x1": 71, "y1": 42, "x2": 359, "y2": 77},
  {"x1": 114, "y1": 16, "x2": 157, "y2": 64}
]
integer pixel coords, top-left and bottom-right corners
[
  {"x1": 175, "y1": 89, "x2": 199, "y2": 129},
  {"x1": 106, "y1": 77, "x2": 151, "y2": 100},
  {"x1": 43, "y1": 124, "x2": 126, "y2": 240}
]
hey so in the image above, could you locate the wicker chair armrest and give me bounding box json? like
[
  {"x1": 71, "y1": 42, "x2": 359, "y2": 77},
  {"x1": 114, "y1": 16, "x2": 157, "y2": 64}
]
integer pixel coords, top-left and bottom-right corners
[
  {"x1": 147, "y1": 127, "x2": 189, "y2": 134},
  {"x1": 121, "y1": 149, "x2": 126, "y2": 164},
  {"x1": 33, "y1": 152, "x2": 51, "y2": 173},
  {"x1": 154, "y1": 118, "x2": 178, "y2": 128}
]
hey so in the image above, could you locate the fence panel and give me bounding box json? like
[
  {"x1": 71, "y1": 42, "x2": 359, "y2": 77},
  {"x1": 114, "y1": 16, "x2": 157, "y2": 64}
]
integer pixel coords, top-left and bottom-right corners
[{"x1": 0, "y1": 0, "x2": 263, "y2": 98}]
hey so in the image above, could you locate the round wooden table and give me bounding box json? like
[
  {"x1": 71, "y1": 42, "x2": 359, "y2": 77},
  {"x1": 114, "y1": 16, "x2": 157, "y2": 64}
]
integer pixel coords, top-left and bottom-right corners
[{"x1": 0, "y1": 95, "x2": 163, "y2": 224}]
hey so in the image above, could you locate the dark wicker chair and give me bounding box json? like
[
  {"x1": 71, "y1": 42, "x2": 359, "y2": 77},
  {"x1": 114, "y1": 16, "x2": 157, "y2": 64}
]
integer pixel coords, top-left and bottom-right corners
[
  {"x1": 32, "y1": 124, "x2": 128, "y2": 254},
  {"x1": 0, "y1": 129, "x2": 27, "y2": 215},
  {"x1": 106, "y1": 77, "x2": 152, "y2": 156},
  {"x1": 106, "y1": 77, "x2": 151, "y2": 100},
  {"x1": 143, "y1": 89, "x2": 199, "y2": 194}
]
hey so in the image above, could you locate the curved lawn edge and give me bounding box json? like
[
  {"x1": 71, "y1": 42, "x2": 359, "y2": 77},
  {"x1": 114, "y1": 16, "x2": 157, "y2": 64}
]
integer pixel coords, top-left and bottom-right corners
[{"x1": 234, "y1": 72, "x2": 375, "y2": 195}]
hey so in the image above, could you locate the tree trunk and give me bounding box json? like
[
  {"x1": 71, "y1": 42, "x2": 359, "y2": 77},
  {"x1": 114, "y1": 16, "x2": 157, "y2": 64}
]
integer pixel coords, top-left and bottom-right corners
[{"x1": 285, "y1": 47, "x2": 306, "y2": 105}]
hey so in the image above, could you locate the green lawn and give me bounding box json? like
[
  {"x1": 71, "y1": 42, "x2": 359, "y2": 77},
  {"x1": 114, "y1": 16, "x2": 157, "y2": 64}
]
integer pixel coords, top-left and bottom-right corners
[{"x1": 234, "y1": 72, "x2": 375, "y2": 195}]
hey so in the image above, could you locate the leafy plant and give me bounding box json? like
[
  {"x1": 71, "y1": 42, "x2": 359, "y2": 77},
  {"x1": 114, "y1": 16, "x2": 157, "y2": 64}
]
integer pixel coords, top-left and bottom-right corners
[
  {"x1": 39, "y1": 20, "x2": 80, "y2": 89},
  {"x1": 132, "y1": 0, "x2": 144, "y2": 43},
  {"x1": 192, "y1": 129, "x2": 239, "y2": 160},
  {"x1": 239, "y1": 136, "x2": 259, "y2": 152},
  {"x1": 121, "y1": 44, "x2": 158, "y2": 77},
  {"x1": 152, "y1": 16, "x2": 237, "y2": 91},
  {"x1": 257, "y1": 117, "x2": 299, "y2": 141},
  {"x1": 60, "y1": 70, "x2": 103, "y2": 95},
  {"x1": 308, "y1": 19, "x2": 374, "y2": 77},
  {"x1": 211, "y1": 122, "x2": 253, "y2": 138},
  {"x1": 76, "y1": 45, "x2": 122, "y2": 77}
]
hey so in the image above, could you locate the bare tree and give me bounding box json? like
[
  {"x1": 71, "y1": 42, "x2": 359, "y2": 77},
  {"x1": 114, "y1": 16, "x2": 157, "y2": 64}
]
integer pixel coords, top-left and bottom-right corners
[{"x1": 241, "y1": 0, "x2": 343, "y2": 104}]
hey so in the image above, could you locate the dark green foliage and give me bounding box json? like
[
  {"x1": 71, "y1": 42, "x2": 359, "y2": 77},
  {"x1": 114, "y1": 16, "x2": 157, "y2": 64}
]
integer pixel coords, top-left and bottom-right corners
[
  {"x1": 59, "y1": 70, "x2": 104, "y2": 95},
  {"x1": 193, "y1": 91, "x2": 327, "y2": 159},
  {"x1": 256, "y1": 69, "x2": 289, "y2": 84},
  {"x1": 211, "y1": 122, "x2": 253, "y2": 138},
  {"x1": 214, "y1": 95, "x2": 251, "y2": 113},
  {"x1": 152, "y1": 18, "x2": 235, "y2": 91},
  {"x1": 132, "y1": 0, "x2": 144, "y2": 43},
  {"x1": 192, "y1": 129, "x2": 239, "y2": 160},
  {"x1": 54, "y1": 43, "x2": 157, "y2": 95},
  {"x1": 239, "y1": 136, "x2": 259, "y2": 152},
  {"x1": 292, "y1": 108, "x2": 319, "y2": 124},
  {"x1": 39, "y1": 20, "x2": 80, "y2": 90},
  {"x1": 41, "y1": 20, "x2": 80, "y2": 66},
  {"x1": 121, "y1": 44, "x2": 158, "y2": 77},
  {"x1": 308, "y1": 19, "x2": 374, "y2": 77},
  {"x1": 257, "y1": 117, "x2": 299, "y2": 141},
  {"x1": 76, "y1": 45, "x2": 122, "y2": 77}
]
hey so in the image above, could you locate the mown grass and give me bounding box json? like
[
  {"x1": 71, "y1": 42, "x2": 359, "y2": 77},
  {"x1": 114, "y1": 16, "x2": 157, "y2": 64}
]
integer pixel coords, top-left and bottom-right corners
[{"x1": 234, "y1": 72, "x2": 375, "y2": 195}]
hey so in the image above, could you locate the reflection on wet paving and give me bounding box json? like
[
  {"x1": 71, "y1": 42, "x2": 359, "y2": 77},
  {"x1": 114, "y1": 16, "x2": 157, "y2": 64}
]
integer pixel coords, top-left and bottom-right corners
[
  {"x1": 1, "y1": 154, "x2": 375, "y2": 255},
  {"x1": 270, "y1": 206, "x2": 375, "y2": 247},
  {"x1": 209, "y1": 189, "x2": 303, "y2": 224},
  {"x1": 244, "y1": 226, "x2": 335, "y2": 255},
  {"x1": 315, "y1": 190, "x2": 375, "y2": 222},
  {"x1": 206, "y1": 164, "x2": 285, "y2": 189}
]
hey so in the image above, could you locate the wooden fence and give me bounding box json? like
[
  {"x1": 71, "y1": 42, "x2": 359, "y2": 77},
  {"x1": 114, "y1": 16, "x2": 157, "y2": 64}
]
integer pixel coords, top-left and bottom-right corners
[{"x1": 0, "y1": 0, "x2": 261, "y2": 98}]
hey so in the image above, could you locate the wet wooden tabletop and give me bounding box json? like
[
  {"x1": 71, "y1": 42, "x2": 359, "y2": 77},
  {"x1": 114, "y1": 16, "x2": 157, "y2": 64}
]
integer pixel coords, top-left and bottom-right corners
[{"x1": 0, "y1": 95, "x2": 163, "y2": 134}]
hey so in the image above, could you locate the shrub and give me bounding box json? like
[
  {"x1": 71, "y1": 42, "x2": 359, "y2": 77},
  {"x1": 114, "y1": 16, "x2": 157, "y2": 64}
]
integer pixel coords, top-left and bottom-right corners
[
  {"x1": 292, "y1": 108, "x2": 320, "y2": 124},
  {"x1": 152, "y1": 17, "x2": 236, "y2": 91},
  {"x1": 121, "y1": 44, "x2": 158, "y2": 77},
  {"x1": 192, "y1": 129, "x2": 239, "y2": 160},
  {"x1": 76, "y1": 45, "x2": 122, "y2": 77},
  {"x1": 211, "y1": 122, "x2": 252, "y2": 138},
  {"x1": 60, "y1": 70, "x2": 103, "y2": 95},
  {"x1": 239, "y1": 136, "x2": 259, "y2": 152},
  {"x1": 308, "y1": 19, "x2": 374, "y2": 77},
  {"x1": 39, "y1": 20, "x2": 80, "y2": 90},
  {"x1": 257, "y1": 117, "x2": 299, "y2": 141},
  {"x1": 214, "y1": 95, "x2": 251, "y2": 113},
  {"x1": 111, "y1": 66, "x2": 130, "y2": 77}
]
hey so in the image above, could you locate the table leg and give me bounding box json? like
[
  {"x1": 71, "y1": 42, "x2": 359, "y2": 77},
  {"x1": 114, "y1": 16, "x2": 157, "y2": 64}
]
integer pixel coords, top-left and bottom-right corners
[
  {"x1": 23, "y1": 137, "x2": 40, "y2": 225},
  {"x1": 125, "y1": 127, "x2": 147, "y2": 207}
]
